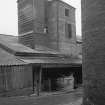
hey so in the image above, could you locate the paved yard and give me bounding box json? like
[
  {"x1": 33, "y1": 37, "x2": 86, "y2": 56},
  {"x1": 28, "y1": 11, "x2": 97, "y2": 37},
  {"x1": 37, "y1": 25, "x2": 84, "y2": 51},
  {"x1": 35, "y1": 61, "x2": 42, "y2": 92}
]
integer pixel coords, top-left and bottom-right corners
[{"x1": 0, "y1": 88, "x2": 83, "y2": 105}]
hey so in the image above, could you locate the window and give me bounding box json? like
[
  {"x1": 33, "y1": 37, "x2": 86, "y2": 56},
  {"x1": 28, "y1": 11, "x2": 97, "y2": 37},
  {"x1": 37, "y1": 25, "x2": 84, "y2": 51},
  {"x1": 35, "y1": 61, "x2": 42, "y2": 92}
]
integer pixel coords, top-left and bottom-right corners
[
  {"x1": 65, "y1": 8, "x2": 69, "y2": 17},
  {"x1": 65, "y1": 23, "x2": 72, "y2": 38}
]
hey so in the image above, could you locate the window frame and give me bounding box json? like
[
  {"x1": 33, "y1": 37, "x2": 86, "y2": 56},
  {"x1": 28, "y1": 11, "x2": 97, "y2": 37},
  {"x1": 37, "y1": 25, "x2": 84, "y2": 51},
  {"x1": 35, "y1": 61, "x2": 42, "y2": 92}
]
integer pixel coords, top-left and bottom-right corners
[
  {"x1": 65, "y1": 8, "x2": 69, "y2": 17},
  {"x1": 65, "y1": 23, "x2": 72, "y2": 39}
]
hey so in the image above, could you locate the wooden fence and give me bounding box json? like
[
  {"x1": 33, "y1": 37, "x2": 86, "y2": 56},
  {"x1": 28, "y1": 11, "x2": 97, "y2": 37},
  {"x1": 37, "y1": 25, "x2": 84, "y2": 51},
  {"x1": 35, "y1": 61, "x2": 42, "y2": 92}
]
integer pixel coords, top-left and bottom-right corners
[{"x1": 0, "y1": 65, "x2": 32, "y2": 92}]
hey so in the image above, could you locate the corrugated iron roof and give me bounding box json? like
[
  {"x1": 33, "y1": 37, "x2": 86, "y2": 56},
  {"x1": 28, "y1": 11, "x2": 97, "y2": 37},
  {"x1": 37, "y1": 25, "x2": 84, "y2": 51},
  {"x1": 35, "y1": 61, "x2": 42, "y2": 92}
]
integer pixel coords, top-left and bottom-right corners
[
  {"x1": 0, "y1": 35, "x2": 37, "y2": 54},
  {"x1": 0, "y1": 34, "x2": 61, "y2": 56},
  {"x1": 0, "y1": 46, "x2": 82, "y2": 66},
  {"x1": 0, "y1": 48, "x2": 28, "y2": 66},
  {"x1": 0, "y1": 35, "x2": 82, "y2": 66},
  {"x1": 0, "y1": 34, "x2": 18, "y2": 43}
]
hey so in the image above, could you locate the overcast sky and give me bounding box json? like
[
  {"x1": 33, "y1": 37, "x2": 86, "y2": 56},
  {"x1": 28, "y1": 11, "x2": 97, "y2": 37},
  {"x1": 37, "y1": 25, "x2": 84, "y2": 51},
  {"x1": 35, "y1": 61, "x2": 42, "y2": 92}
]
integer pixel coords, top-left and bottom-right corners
[{"x1": 0, "y1": 0, "x2": 81, "y2": 36}]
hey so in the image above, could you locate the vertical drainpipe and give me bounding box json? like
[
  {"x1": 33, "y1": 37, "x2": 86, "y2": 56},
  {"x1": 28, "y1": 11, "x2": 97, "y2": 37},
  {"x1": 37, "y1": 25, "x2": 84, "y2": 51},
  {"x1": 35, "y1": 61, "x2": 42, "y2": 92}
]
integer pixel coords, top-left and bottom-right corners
[
  {"x1": 17, "y1": 0, "x2": 20, "y2": 43},
  {"x1": 39, "y1": 64, "x2": 42, "y2": 95},
  {"x1": 32, "y1": 66, "x2": 35, "y2": 93},
  {"x1": 57, "y1": 1, "x2": 59, "y2": 51},
  {"x1": 17, "y1": 0, "x2": 19, "y2": 35},
  {"x1": 32, "y1": 0, "x2": 35, "y2": 49}
]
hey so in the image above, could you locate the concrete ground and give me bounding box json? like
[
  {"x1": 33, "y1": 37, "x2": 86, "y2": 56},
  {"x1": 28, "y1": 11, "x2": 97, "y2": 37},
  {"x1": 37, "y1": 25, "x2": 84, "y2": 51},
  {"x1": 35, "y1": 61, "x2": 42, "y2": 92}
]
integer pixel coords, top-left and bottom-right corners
[{"x1": 0, "y1": 88, "x2": 83, "y2": 105}]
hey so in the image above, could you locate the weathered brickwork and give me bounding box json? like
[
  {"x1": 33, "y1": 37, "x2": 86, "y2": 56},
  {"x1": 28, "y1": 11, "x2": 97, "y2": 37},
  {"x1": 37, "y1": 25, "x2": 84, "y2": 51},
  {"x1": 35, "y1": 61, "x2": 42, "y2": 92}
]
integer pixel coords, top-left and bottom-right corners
[
  {"x1": 18, "y1": 0, "x2": 34, "y2": 34},
  {"x1": 47, "y1": 0, "x2": 77, "y2": 55},
  {"x1": 18, "y1": 0, "x2": 47, "y2": 49},
  {"x1": 82, "y1": 0, "x2": 105, "y2": 104},
  {"x1": 18, "y1": 0, "x2": 77, "y2": 56},
  {"x1": 18, "y1": 34, "x2": 35, "y2": 48}
]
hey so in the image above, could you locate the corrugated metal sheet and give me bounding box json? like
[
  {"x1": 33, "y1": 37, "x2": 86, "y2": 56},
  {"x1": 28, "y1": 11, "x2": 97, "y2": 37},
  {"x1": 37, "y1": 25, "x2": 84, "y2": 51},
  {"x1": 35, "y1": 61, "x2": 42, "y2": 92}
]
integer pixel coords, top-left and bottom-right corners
[
  {"x1": 0, "y1": 48, "x2": 28, "y2": 66},
  {"x1": 21, "y1": 56, "x2": 82, "y2": 65},
  {"x1": 0, "y1": 38, "x2": 36, "y2": 54}
]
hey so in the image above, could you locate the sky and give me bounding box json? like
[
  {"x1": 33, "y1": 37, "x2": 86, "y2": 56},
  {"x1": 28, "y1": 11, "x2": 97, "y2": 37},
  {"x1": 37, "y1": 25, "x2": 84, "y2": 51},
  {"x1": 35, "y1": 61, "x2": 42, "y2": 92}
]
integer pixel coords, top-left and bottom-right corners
[{"x1": 0, "y1": 0, "x2": 81, "y2": 36}]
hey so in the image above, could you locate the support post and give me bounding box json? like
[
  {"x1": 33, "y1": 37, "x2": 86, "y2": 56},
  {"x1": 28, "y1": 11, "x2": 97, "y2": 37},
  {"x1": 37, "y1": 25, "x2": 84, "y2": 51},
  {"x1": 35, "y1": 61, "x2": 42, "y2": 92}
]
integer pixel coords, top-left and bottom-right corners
[
  {"x1": 36, "y1": 65, "x2": 42, "y2": 96},
  {"x1": 39, "y1": 65, "x2": 42, "y2": 92},
  {"x1": 48, "y1": 78, "x2": 51, "y2": 92},
  {"x1": 36, "y1": 79, "x2": 39, "y2": 96},
  {"x1": 32, "y1": 68, "x2": 35, "y2": 93}
]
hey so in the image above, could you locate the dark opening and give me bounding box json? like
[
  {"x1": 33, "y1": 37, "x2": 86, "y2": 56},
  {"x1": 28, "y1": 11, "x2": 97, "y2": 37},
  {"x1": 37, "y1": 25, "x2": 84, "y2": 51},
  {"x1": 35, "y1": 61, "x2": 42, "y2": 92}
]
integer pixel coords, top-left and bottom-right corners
[
  {"x1": 65, "y1": 8, "x2": 69, "y2": 17},
  {"x1": 42, "y1": 66, "x2": 82, "y2": 91},
  {"x1": 65, "y1": 23, "x2": 72, "y2": 39}
]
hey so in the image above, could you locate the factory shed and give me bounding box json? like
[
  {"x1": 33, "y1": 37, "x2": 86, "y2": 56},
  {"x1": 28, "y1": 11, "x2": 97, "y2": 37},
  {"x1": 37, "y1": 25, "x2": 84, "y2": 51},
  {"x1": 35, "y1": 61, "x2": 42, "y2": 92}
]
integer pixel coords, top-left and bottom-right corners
[{"x1": 0, "y1": 34, "x2": 82, "y2": 96}]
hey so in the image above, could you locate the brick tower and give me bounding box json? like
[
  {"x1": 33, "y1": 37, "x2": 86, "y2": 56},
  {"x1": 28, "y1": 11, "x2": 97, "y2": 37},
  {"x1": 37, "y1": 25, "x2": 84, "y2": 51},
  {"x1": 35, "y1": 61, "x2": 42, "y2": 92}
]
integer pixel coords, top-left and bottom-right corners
[
  {"x1": 17, "y1": 0, "x2": 77, "y2": 56},
  {"x1": 17, "y1": 0, "x2": 47, "y2": 49}
]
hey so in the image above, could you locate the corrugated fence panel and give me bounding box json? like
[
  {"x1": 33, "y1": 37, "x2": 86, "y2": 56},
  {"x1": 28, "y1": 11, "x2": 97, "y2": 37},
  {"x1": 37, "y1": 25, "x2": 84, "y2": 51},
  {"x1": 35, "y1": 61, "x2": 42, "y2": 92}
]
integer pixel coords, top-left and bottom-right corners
[
  {"x1": 11, "y1": 65, "x2": 32, "y2": 89},
  {"x1": 23, "y1": 65, "x2": 32, "y2": 88},
  {"x1": 0, "y1": 66, "x2": 5, "y2": 92},
  {"x1": 11, "y1": 66, "x2": 24, "y2": 89},
  {"x1": 0, "y1": 65, "x2": 33, "y2": 92}
]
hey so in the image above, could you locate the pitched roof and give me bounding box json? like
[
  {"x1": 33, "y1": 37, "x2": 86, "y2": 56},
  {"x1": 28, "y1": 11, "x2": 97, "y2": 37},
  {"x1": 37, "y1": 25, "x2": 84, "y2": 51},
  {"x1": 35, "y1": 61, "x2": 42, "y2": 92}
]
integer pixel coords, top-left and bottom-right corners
[
  {"x1": 0, "y1": 34, "x2": 40, "y2": 55},
  {"x1": 49, "y1": 0, "x2": 76, "y2": 9},
  {"x1": 0, "y1": 48, "x2": 28, "y2": 66},
  {"x1": 0, "y1": 34, "x2": 82, "y2": 66},
  {"x1": 0, "y1": 34, "x2": 18, "y2": 43},
  {"x1": 0, "y1": 34, "x2": 61, "y2": 57}
]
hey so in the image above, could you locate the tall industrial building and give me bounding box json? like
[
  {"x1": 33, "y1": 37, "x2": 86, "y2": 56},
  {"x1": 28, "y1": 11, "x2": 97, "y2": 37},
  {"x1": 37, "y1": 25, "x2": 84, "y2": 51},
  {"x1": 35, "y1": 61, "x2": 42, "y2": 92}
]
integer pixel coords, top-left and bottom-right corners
[
  {"x1": 0, "y1": 0, "x2": 82, "y2": 96},
  {"x1": 18, "y1": 0, "x2": 77, "y2": 56}
]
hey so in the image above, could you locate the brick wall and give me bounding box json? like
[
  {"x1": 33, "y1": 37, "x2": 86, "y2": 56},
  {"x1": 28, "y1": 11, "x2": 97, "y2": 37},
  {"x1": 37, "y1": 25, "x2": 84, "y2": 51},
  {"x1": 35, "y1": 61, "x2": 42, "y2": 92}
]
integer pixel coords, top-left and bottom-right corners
[
  {"x1": 46, "y1": 1, "x2": 59, "y2": 50},
  {"x1": 82, "y1": 0, "x2": 105, "y2": 104},
  {"x1": 47, "y1": 0, "x2": 77, "y2": 55},
  {"x1": 18, "y1": 0, "x2": 34, "y2": 34},
  {"x1": 18, "y1": 0, "x2": 77, "y2": 56},
  {"x1": 18, "y1": 0, "x2": 47, "y2": 49},
  {"x1": 58, "y1": 1, "x2": 77, "y2": 55}
]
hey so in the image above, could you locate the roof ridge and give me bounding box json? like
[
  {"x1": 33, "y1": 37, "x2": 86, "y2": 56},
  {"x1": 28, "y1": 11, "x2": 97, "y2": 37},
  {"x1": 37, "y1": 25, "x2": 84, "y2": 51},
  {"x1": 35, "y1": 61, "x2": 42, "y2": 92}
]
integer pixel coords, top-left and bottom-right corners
[{"x1": 0, "y1": 34, "x2": 17, "y2": 37}]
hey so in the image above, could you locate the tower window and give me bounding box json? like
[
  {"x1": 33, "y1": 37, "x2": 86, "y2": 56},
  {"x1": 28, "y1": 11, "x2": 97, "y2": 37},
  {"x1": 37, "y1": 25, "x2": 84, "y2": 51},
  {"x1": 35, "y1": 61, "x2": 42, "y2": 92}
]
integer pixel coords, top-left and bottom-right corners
[
  {"x1": 65, "y1": 23, "x2": 72, "y2": 38},
  {"x1": 65, "y1": 8, "x2": 69, "y2": 17}
]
